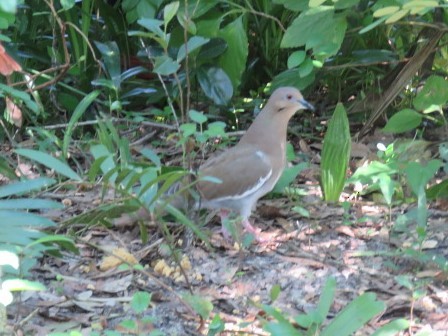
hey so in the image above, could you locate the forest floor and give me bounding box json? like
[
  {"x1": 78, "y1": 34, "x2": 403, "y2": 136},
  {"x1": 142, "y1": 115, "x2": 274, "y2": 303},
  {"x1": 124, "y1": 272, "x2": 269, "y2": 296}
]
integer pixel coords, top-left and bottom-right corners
[{"x1": 6, "y1": 127, "x2": 448, "y2": 336}]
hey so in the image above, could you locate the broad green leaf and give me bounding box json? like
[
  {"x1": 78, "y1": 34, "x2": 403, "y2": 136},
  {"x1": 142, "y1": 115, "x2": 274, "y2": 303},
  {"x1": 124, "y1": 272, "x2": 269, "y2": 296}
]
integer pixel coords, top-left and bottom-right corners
[
  {"x1": 204, "y1": 121, "x2": 227, "y2": 138},
  {"x1": 94, "y1": 41, "x2": 121, "y2": 89},
  {"x1": 405, "y1": 160, "x2": 442, "y2": 196},
  {"x1": 270, "y1": 284, "x2": 281, "y2": 301},
  {"x1": 316, "y1": 278, "x2": 336, "y2": 321},
  {"x1": 177, "y1": 36, "x2": 209, "y2": 62},
  {"x1": 273, "y1": 0, "x2": 309, "y2": 11},
  {"x1": 298, "y1": 58, "x2": 314, "y2": 77},
  {"x1": 198, "y1": 38, "x2": 227, "y2": 60},
  {"x1": 139, "y1": 148, "x2": 161, "y2": 167},
  {"x1": 287, "y1": 51, "x2": 306, "y2": 69},
  {"x1": 385, "y1": 9, "x2": 409, "y2": 23},
  {"x1": 272, "y1": 68, "x2": 315, "y2": 91},
  {"x1": 182, "y1": 293, "x2": 213, "y2": 320},
  {"x1": 0, "y1": 177, "x2": 56, "y2": 198},
  {"x1": 63, "y1": 91, "x2": 100, "y2": 158},
  {"x1": 359, "y1": 16, "x2": 388, "y2": 34},
  {"x1": 15, "y1": 148, "x2": 82, "y2": 181},
  {"x1": 273, "y1": 162, "x2": 309, "y2": 193},
  {"x1": 309, "y1": 0, "x2": 327, "y2": 7},
  {"x1": 60, "y1": 0, "x2": 75, "y2": 10},
  {"x1": 188, "y1": 109, "x2": 208, "y2": 124},
  {"x1": 137, "y1": 18, "x2": 164, "y2": 38},
  {"x1": 413, "y1": 76, "x2": 448, "y2": 111},
  {"x1": 373, "y1": 6, "x2": 400, "y2": 17},
  {"x1": 371, "y1": 319, "x2": 410, "y2": 336},
  {"x1": 334, "y1": 0, "x2": 361, "y2": 9},
  {"x1": 153, "y1": 55, "x2": 180, "y2": 75},
  {"x1": 321, "y1": 103, "x2": 351, "y2": 202},
  {"x1": 377, "y1": 173, "x2": 395, "y2": 205},
  {"x1": 321, "y1": 293, "x2": 386, "y2": 336},
  {"x1": 197, "y1": 66, "x2": 233, "y2": 105},
  {"x1": 0, "y1": 0, "x2": 17, "y2": 13},
  {"x1": 2, "y1": 279, "x2": 46, "y2": 291},
  {"x1": 163, "y1": 1, "x2": 179, "y2": 26},
  {"x1": 402, "y1": 0, "x2": 438, "y2": 9},
  {"x1": 131, "y1": 291, "x2": 152, "y2": 314},
  {"x1": 349, "y1": 161, "x2": 398, "y2": 184},
  {"x1": 281, "y1": 7, "x2": 347, "y2": 57},
  {"x1": 426, "y1": 178, "x2": 448, "y2": 199},
  {"x1": 382, "y1": 109, "x2": 422, "y2": 133},
  {"x1": 264, "y1": 321, "x2": 303, "y2": 336},
  {"x1": 0, "y1": 210, "x2": 55, "y2": 227},
  {"x1": 217, "y1": 16, "x2": 248, "y2": 90},
  {"x1": 180, "y1": 123, "x2": 196, "y2": 137},
  {"x1": 0, "y1": 199, "x2": 63, "y2": 210}
]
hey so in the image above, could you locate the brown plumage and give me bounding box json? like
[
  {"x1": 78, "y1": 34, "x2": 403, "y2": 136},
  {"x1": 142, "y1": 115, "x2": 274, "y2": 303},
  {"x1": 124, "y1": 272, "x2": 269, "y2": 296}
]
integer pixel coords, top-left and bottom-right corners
[{"x1": 196, "y1": 87, "x2": 314, "y2": 239}]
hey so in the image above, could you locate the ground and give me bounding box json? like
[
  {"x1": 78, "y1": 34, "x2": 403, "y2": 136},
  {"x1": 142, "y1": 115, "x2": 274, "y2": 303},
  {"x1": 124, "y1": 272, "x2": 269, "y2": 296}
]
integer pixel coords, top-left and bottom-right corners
[
  {"x1": 7, "y1": 181, "x2": 448, "y2": 335},
  {"x1": 5, "y1": 126, "x2": 448, "y2": 336}
]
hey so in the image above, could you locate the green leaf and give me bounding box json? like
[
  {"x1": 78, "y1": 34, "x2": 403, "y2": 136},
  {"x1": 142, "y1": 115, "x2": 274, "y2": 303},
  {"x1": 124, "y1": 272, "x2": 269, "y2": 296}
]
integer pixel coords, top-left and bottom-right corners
[
  {"x1": 183, "y1": 293, "x2": 213, "y2": 320},
  {"x1": 281, "y1": 7, "x2": 347, "y2": 57},
  {"x1": 94, "y1": 41, "x2": 121, "y2": 89},
  {"x1": 272, "y1": 68, "x2": 315, "y2": 91},
  {"x1": 287, "y1": 51, "x2": 306, "y2": 69},
  {"x1": 0, "y1": 0, "x2": 17, "y2": 13},
  {"x1": 0, "y1": 210, "x2": 55, "y2": 227},
  {"x1": 273, "y1": 0, "x2": 308, "y2": 11},
  {"x1": 405, "y1": 160, "x2": 442, "y2": 196},
  {"x1": 2, "y1": 279, "x2": 46, "y2": 291},
  {"x1": 298, "y1": 58, "x2": 314, "y2": 77},
  {"x1": 217, "y1": 16, "x2": 248, "y2": 90},
  {"x1": 163, "y1": 1, "x2": 179, "y2": 26},
  {"x1": 153, "y1": 55, "x2": 180, "y2": 75},
  {"x1": 0, "y1": 199, "x2": 63, "y2": 210},
  {"x1": 273, "y1": 162, "x2": 309, "y2": 193},
  {"x1": 349, "y1": 161, "x2": 398, "y2": 184},
  {"x1": 310, "y1": 0, "x2": 327, "y2": 6},
  {"x1": 377, "y1": 173, "x2": 395, "y2": 205},
  {"x1": 180, "y1": 123, "x2": 196, "y2": 137},
  {"x1": 137, "y1": 18, "x2": 164, "y2": 38},
  {"x1": 413, "y1": 76, "x2": 448, "y2": 111},
  {"x1": 197, "y1": 66, "x2": 233, "y2": 105},
  {"x1": 316, "y1": 278, "x2": 336, "y2": 322},
  {"x1": 382, "y1": 109, "x2": 422, "y2": 133},
  {"x1": 188, "y1": 109, "x2": 208, "y2": 124},
  {"x1": 385, "y1": 9, "x2": 409, "y2": 23},
  {"x1": 15, "y1": 148, "x2": 82, "y2": 181},
  {"x1": 270, "y1": 284, "x2": 281, "y2": 301},
  {"x1": 321, "y1": 103, "x2": 351, "y2": 202},
  {"x1": 60, "y1": 0, "x2": 75, "y2": 10},
  {"x1": 402, "y1": 0, "x2": 438, "y2": 10},
  {"x1": 63, "y1": 91, "x2": 100, "y2": 158},
  {"x1": 371, "y1": 319, "x2": 410, "y2": 336},
  {"x1": 359, "y1": 16, "x2": 388, "y2": 34},
  {"x1": 131, "y1": 291, "x2": 152, "y2": 314},
  {"x1": 177, "y1": 36, "x2": 210, "y2": 62},
  {"x1": 208, "y1": 314, "x2": 225, "y2": 336},
  {"x1": 373, "y1": 6, "x2": 400, "y2": 17},
  {"x1": 198, "y1": 38, "x2": 227, "y2": 60},
  {"x1": 0, "y1": 177, "x2": 56, "y2": 198},
  {"x1": 321, "y1": 293, "x2": 386, "y2": 336}
]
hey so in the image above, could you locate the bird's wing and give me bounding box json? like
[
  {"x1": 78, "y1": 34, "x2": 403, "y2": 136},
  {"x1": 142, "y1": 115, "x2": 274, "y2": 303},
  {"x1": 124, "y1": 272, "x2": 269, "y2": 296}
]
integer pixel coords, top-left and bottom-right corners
[{"x1": 197, "y1": 144, "x2": 273, "y2": 201}]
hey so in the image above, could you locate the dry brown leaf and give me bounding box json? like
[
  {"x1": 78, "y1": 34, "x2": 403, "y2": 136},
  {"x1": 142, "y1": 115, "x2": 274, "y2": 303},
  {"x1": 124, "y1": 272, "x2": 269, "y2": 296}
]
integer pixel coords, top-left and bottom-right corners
[{"x1": 99, "y1": 248, "x2": 138, "y2": 271}]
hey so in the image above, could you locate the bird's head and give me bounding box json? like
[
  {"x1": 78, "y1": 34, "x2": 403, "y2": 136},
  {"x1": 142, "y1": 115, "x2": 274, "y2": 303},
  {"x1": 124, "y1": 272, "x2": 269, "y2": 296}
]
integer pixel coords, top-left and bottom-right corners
[{"x1": 268, "y1": 87, "x2": 314, "y2": 115}]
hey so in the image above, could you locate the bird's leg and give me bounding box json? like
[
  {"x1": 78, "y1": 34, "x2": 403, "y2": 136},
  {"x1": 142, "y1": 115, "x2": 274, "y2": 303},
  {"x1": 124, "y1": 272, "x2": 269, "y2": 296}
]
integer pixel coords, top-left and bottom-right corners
[
  {"x1": 242, "y1": 218, "x2": 263, "y2": 240},
  {"x1": 219, "y1": 209, "x2": 231, "y2": 240}
]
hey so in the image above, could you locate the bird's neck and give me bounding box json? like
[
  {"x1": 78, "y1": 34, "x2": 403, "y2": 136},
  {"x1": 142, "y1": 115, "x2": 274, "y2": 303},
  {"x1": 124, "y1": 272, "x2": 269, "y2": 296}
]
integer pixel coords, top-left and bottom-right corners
[{"x1": 239, "y1": 109, "x2": 292, "y2": 158}]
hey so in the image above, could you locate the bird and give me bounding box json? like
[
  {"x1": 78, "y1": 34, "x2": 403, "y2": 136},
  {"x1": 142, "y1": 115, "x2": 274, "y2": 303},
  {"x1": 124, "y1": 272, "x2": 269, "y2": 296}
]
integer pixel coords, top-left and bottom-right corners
[{"x1": 195, "y1": 86, "x2": 314, "y2": 241}]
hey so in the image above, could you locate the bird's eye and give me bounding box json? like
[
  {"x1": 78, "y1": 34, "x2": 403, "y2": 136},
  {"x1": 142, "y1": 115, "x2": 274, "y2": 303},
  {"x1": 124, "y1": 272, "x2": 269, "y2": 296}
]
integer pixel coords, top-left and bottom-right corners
[{"x1": 287, "y1": 94, "x2": 292, "y2": 100}]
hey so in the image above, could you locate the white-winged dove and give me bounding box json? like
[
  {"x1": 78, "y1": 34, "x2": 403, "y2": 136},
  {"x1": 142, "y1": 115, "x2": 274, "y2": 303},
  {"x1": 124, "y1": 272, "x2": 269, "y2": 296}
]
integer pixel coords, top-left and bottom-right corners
[{"x1": 196, "y1": 87, "x2": 314, "y2": 240}]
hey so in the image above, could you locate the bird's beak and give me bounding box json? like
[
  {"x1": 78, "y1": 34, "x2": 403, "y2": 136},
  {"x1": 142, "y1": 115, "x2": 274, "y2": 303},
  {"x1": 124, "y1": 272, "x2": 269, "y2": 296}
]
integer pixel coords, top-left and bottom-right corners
[{"x1": 299, "y1": 98, "x2": 315, "y2": 111}]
